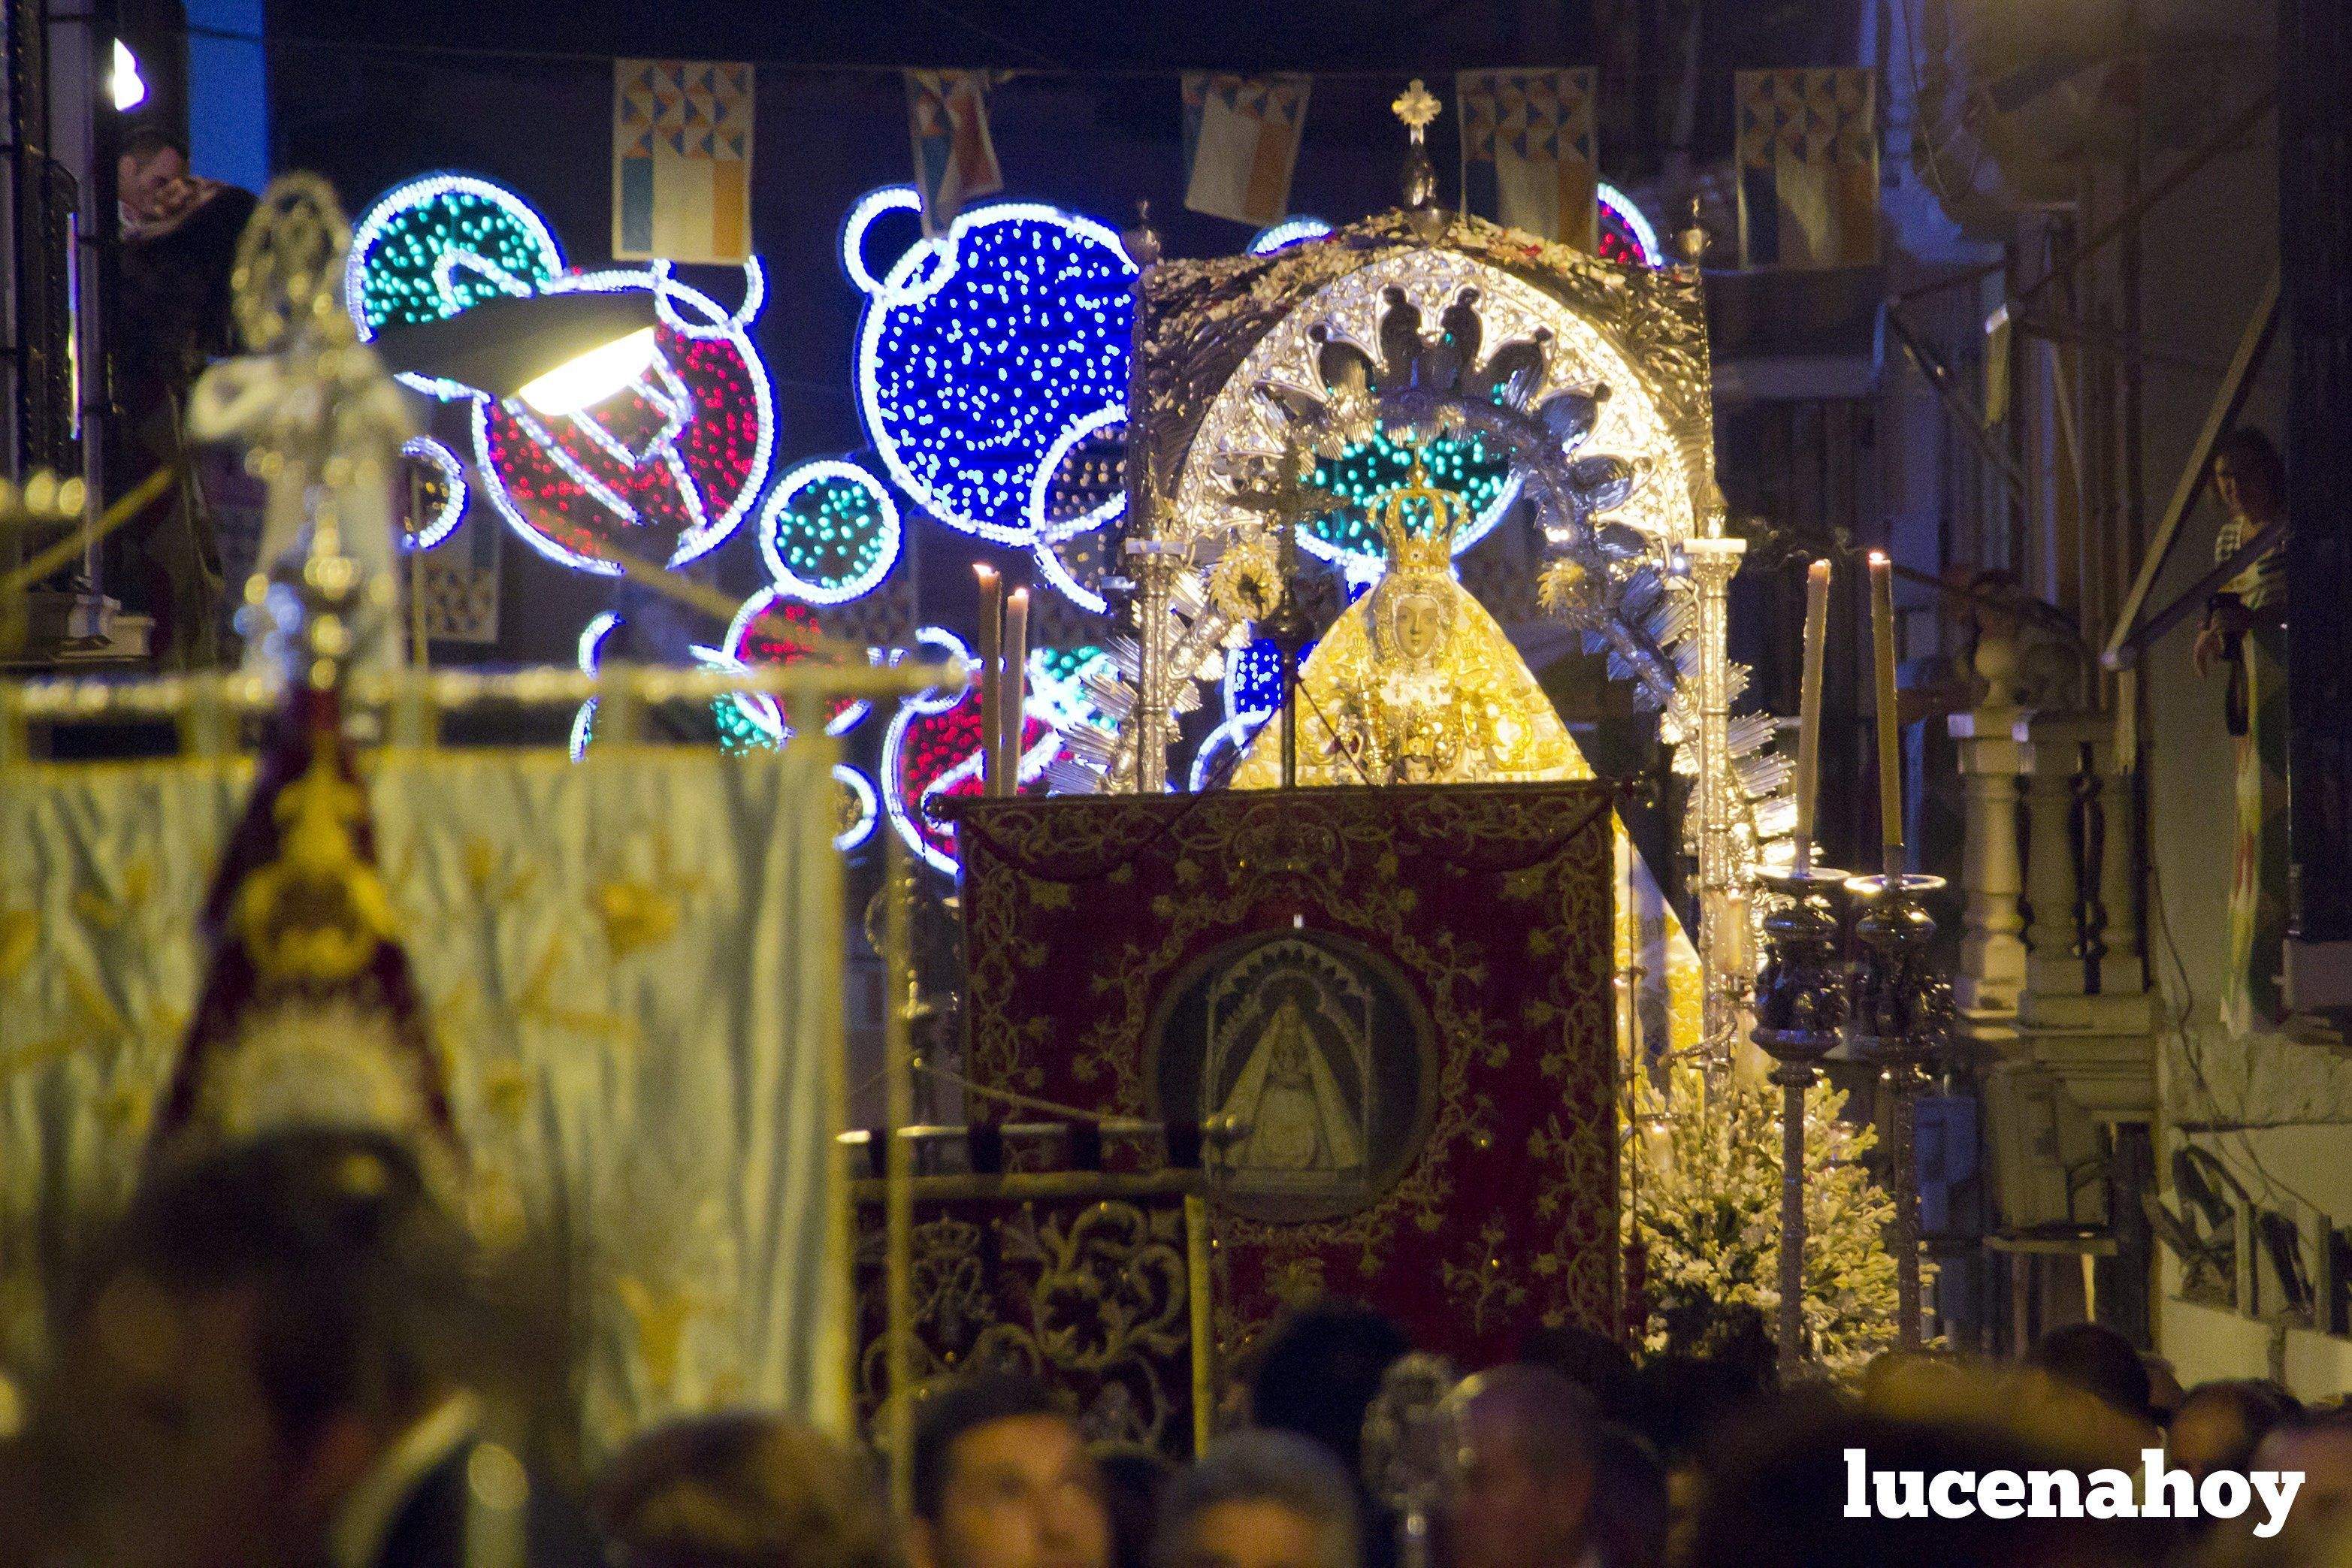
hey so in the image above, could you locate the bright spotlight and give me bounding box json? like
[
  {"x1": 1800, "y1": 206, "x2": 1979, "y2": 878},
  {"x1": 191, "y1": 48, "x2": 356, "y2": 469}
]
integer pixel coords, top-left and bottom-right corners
[{"x1": 110, "y1": 40, "x2": 147, "y2": 112}]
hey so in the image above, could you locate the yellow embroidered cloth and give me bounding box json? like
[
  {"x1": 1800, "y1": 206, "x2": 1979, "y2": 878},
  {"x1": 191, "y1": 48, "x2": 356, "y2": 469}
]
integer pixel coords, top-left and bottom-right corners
[{"x1": 0, "y1": 743, "x2": 846, "y2": 1449}]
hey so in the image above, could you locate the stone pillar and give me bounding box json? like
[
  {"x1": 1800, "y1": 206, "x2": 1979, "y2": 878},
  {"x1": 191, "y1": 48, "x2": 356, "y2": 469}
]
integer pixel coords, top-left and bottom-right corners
[
  {"x1": 1949, "y1": 707, "x2": 2029, "y2": 1018},
  {"x1": 2017, "y1": 711, "x2": 2154, "y2": 1118}
]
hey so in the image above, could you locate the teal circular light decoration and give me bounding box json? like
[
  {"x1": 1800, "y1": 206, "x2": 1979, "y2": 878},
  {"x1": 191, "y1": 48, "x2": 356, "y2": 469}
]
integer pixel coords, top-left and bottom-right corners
[
  {"x1": 1299, "y1": 430, "x2": 1516, "y2": 566},
  {"x1": 757, "y1": 458, "x2": 902, "y2": 605},
  {"x1": 344, "y1": 174, "x2": 564, "y2": 397}
]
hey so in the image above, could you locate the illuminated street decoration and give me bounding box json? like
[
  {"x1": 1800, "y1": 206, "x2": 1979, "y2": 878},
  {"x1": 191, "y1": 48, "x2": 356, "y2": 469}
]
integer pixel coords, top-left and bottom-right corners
[
  {"x1": 347, "y1": 175, "x2": 774, "y2": 575},
  {"x1": 723, "y1": 588, "x2": 872, "y2": 739},
  {"x1": 832, "y1": 764, "x2": 878, "y2": 851},
  {"x1": 849, "y1": 185, "x2": 1135, "y2": 545},
  {"x1": 1597, "y1": 182, "x2": 1663, "y2": 269},
  {"x1": 399, "y1": 436, "x2": 469, "y2": 551},
  {"x1": 1247, "y1": 216, "x2": 1332, "y2": 255},
  {"x1": 757, "y1": 458, "x2": 901, "y2": 605},
  {"x1": 1299, "y1": 427, "x2": 1517, "y2": 566},
  {"x1": 881, "y1": 634, "x2": 1108, "y2": 876}
]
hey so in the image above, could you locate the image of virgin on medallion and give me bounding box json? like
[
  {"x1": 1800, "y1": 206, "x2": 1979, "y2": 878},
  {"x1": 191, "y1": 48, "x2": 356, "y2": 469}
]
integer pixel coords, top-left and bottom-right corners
[{"x1": 1150, "y1": 932, "x2": 1434, "y2": 1224}]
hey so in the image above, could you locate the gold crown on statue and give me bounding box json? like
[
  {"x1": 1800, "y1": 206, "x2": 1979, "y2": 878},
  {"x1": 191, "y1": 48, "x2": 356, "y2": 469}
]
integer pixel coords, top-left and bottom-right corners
[{"x1": 1371, "y1": 450, "x2": 1464, "y2": 577}]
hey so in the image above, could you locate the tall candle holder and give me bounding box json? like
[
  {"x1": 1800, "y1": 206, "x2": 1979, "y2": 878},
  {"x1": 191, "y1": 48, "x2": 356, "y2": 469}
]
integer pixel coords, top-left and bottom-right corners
[
  {"x1": 1843, "y1": 869, "x2": 1952, "y2": 1352},
  {"x1": 1749, "y1": 866, "x2": 1849, "y2": 1373}
]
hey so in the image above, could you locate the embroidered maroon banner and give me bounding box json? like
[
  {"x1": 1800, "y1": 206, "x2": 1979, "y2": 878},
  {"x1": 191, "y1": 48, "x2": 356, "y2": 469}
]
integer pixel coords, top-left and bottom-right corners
[{"x1": 951, "y1": 784, "x2": 1618, "y2": 1367}]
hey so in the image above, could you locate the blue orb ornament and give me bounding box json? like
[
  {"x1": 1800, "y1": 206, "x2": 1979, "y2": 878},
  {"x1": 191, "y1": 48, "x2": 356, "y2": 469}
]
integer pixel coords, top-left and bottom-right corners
[{"x1": 848, "y1": 186, "x2": 1136, "y2": 546}]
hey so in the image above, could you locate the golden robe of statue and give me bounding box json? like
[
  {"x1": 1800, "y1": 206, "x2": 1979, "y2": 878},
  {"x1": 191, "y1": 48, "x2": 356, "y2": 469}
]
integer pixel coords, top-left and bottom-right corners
[{"x1": 1232, "y1": 456, "x2": 1586, "y2": 790}]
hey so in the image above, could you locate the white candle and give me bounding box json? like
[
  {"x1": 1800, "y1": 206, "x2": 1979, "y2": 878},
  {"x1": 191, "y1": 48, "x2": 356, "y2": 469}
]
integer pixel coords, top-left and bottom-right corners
[
  {"x1": 973, "y1": 564, "x2": 1002, "y2": 798},
  {"x1": 1794, "y1": 558, "x2": 1830, "y2": 875}
]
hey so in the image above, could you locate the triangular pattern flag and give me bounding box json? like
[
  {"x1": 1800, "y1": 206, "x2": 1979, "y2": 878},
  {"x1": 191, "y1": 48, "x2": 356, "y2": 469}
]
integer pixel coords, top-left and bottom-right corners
[
  {"x1": 1456, "y1": 68, "x2": 1598, "y2": 251},
  {"x1": 1180, "y1": 71, "x2": 1311, "y2": 227},
  {"x1": 614, "y1": 57, "x2": 754, "y2": 264},
  {"x1": 1734, "y1": 67, "x2": 1879, "y2": 268},
  {"x1": 905, "y1": 70, "x2": 1004, "y2": 237}
]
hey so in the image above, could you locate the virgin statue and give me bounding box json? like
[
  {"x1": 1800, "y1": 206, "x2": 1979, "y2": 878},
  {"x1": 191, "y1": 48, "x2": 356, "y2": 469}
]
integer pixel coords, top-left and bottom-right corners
[{"x1": 1228, "y1": 447, "x2": 1704, "y2": 1061}]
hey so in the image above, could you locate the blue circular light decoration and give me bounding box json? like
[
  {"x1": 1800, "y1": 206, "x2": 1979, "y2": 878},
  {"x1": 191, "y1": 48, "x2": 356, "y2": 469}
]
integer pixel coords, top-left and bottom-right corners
[
  {"x1": 1247, "y1": 216, "x2": 1332, "y2": 255},
  {"x1": 1224, "y1": 637, "x2": 1285, "y2": 719},
  {"x1": 757, "y1": 458, "x2": 902, "y2": 606},
  {"x1": 851, "y1": 187, "x2": 1136, "y2": 546}
]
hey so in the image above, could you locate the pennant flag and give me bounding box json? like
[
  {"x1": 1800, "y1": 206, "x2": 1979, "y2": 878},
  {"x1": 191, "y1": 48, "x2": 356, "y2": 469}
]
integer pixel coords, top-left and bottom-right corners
[
  {"x1": 1734, "y1": 68, "x2": 1879, "y2": 268},
  {"x1": 150, "y1": 687, "x2": 460, "y2": 1170},
  {"x1": 613, "y1": 59, "x2": 754, "y2": 264},
  {"x1": 1181, "y1": 73, "x2": 1311, "y2": 227},
  {"x1": 906, "y1": 70, "x2": 1004, "y2": 236},
  {"x1": 1457, "y1": 68, "x2": 1599, "y2": 251}
]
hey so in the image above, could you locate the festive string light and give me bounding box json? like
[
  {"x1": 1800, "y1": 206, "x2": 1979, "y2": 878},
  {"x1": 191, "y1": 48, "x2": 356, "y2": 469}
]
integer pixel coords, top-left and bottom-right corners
[
  {"x1": 349, "y1": 174, "x2": 773, "y2": 575},
  {"x1": 1298, "y1": 427, "x2": 1517, "y2": 566},
  {"x1": 568, "y1": 610, "x2": 622, "y2": 761},
  {"x1": 468, "y1": 264, "x2": 775, "y2": 573},
  {"x1": 851, "y1": 187, "x2": 1136, "y2": 545},
  {"x1": 1597, "y1": 182, "x2": 1663, "y2": 269},
  {"x1": 832, "y1": 764, "x2": 879, "y2": 851},
  {"x1": 399, "y1": 436, "x2": 469, "y2": 551},
  {"x1": 757, "y1": 458, "x2": 902, "y2": 606},
  {"x1": 1247, "y1": 216, "x2": 1332, "y2": 255},
  {"x1": 724, "y1": 587, "x2": 871, "y2": 737},
  {"x1": 1223, "y1": 636, "x2": 1286, "y2": 719}
]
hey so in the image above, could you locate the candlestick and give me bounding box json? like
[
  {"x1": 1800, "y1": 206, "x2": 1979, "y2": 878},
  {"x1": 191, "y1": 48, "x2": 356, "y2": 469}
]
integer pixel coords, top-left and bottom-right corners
[
  {"x1": 1002, "y1": 587, "x2": 1029, "y2": 797},
  {"x1": 1794, "y1": 559, "x2": 1830, "y2": 875},
  {"x1": 1868, "y1": 551, "x2": 1903, "y2": 879},
  {"x1": 973, "y1": 563, "x2": 1002, "y2": 798}
]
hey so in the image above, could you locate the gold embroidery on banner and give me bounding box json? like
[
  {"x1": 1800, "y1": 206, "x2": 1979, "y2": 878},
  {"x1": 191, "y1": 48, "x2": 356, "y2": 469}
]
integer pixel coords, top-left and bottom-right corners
[{"x1": 234, "y1": 752, "x2": 398, "y2": 986}]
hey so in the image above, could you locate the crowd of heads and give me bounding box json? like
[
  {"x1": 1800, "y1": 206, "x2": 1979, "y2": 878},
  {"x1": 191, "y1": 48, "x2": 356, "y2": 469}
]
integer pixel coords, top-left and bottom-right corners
[{"x1": 8, "y1": 1127, "x2": 2352, "y2": 1566}]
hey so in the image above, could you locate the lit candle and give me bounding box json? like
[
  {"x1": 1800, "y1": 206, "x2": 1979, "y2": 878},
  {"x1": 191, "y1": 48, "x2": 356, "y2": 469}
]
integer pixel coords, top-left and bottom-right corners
[
  {"x1": 1868, "y1": 551, "x2": 1903, "y2": 878},
  {"x1": 1794, "y1": 559, "x2": 1831, "y2": 876},
  {"x1": 1002, "y1": 587, "x2": 1029, "y2": 797},
  {"x1": 973, "y1": 563, "x2": 1002, "y2": 798}
]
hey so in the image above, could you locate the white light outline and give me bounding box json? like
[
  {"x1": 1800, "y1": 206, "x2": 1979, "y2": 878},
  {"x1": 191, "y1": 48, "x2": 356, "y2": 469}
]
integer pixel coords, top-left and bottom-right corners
[
  {"x1": 568, "y1": 609, "x2": 621, "y2": 761},
  {"x1": 757, "y1": 458, "x2": 903, "y2": 606},
  {"x1": 855, "y1": 198, "x2": 1137, "y2": 546},
  {"x1": 1598, "y1": 182, "x2": 1664, "y2": 269},
  {"x1": 1189, "y1": 711, "x2": 1271, "y2": 792},
  {"x1": 881, "y1": 626, "x2": 982, "y2": 876},
  {"x1": 399, "y1": 436, "x2": 469, "y2": 551},
  {"x1": 832, "y1": 763, "x2": 879, "y2": 851},
  {"x1": 1247, "y1": 216, "x2": 1332, "y2": 255},
  {"x1": 1026, "y1": 403, "x2": 1128, "y2": 543},
  {"x1": 839, "y1": 185, "x2": 946, "y2": 307}
]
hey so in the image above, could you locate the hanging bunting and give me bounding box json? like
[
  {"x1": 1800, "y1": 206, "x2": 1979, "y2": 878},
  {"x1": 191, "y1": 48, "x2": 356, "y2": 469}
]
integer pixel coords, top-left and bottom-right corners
[
  {"x1": 1456, "y1": 68, "x2": 1600, "y2": 251},
  {"x1": 1180, "y1": 72, "x2": 1311, "y2": 228},
  {"x1": 1734, "y1": 68, "x2": 1880, "y2": 269},
  {"x1": 614, "y1": 59, "x2": 755, "y2": 264},
  {"x1": 905, "y1": 70, "x2": 1004, "y2": 236}
]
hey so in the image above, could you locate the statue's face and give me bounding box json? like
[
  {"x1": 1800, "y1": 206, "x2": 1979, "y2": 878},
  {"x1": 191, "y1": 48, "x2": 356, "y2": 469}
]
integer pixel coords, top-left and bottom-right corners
[{"x1": 1394, "y1": 590, "x2": 1449, "y2": 662}]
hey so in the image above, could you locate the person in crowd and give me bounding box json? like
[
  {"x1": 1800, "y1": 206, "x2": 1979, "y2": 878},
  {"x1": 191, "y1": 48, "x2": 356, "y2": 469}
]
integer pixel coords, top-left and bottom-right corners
[
  {"x1": 1246, "y1": 1301, "x2": 1407, "y2": 1478},
  {"x1": 908, "y1": 1374, "x2": 1113, "y2": 1568},
  {"x1": 2251, "y1": 1405, "x2": 2352, "y2": 1519},
  {"x1": 2190, "y1": 426, "x2": 2290, "y2": 1035},
  {"x1": 1247, "y1": 1301, "x2": 1408, "y2": 1568},
  {"x1": 2170, "y1": 1380, "x2": 2301, "y2": 1483},
  {"x1": 1096, "y1": 1443, "x2": 1174, "y2": 1568},
  {"x1": 1444, "y1": 1364, "x2": 1599, "y2": 1568},
  {"x1": 1680, "y1": 1389, "x2": 2166, "y2": 1567},
  {"x1": 1153, "y1": 1430, "x2": 1359, "y2": 1568},
  {"x1": 595, "y1": 1411, "x2": 902, "y2": 1568},
  {"x1": 112, "y1": 125, "x2": 257, "y2": 666},
  {"x1": 1517, "y1": 1324, "x2": 1634, "y2": 1423},
  {"x1": 1585, "y1": 1423, "x2": 1667, "y2": 1568},
  {"x1": 2022, "y1": 1322, "x2": 2157, "y2": 1433},
  {"x1": 2143, "y1": 1355, "x2": 2187, "y2": 1429},
  {"x1": 14, "y1": 1126, "x2": 593, "y2": 1568}
]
